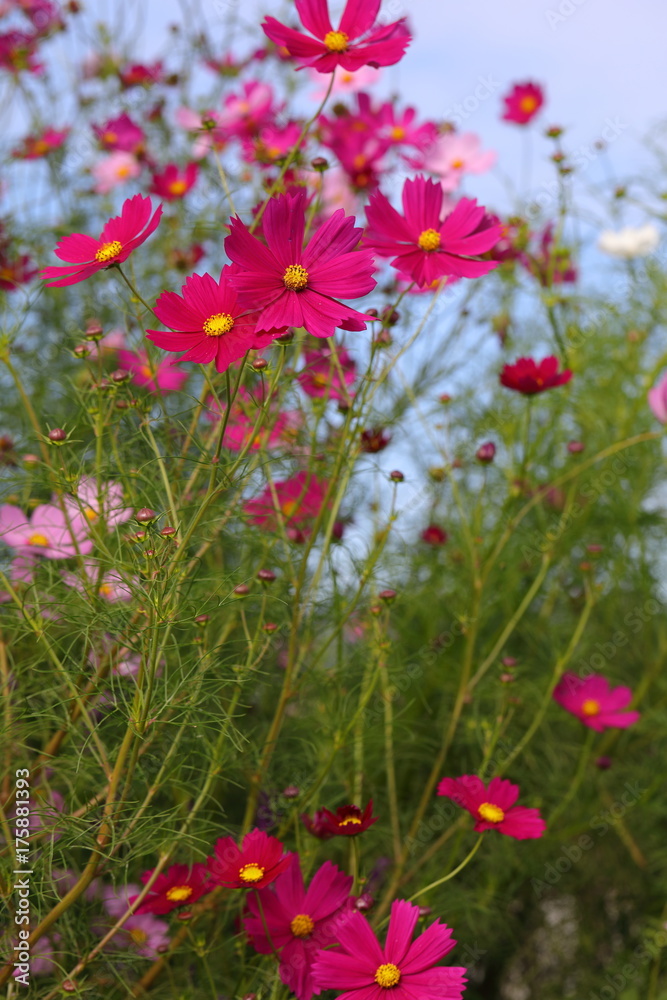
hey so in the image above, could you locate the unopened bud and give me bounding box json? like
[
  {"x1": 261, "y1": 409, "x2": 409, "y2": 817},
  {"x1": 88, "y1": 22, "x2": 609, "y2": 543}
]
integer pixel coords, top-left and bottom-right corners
[
  {"x1": 233, "y1": 583, "x2": 250, "y2": 597},
  {"x1": 389, "y1": 470, "x2": 404, "y2": 482},
  {"x1": 135, "y1": 507, "x2": 157, "y2": 524},
  {"x1": 84, "y1": 319, "x2": 104, "y2": 341},
  {"x1": 310, "y1": 156, "x2": 329, "y2": 171},
  {"x1": 378, "y1": 588, "x2": 397, "y2": 603},
  {"x1": 476, "y1": 441, "x2": 496, "y2": 463},
  {"x1": 47, "y1": 427, "x2": 68, "y2": 444},
  {"x1": 251, "y1": 357, "x2": 268, "y2": 371},
  {"x1": 257, "y1": 568, "x2": 276, "y2": 584}
]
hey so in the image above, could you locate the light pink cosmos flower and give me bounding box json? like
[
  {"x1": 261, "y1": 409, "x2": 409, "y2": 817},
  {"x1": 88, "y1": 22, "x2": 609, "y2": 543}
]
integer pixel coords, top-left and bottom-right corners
[
  {"x1": 420, "y1": 132, "x2": 497, "y2": 193},
  {"x1": 245, "y1": 857, "x2": 354, "y2": 1000},
  {"x1": 311, "y1": 898, "x2": 467, "y2": 1000},
  {"x1": 0, "y1": 503, "x2": 92, "y2": 558},
  {"x1": 117, "y1": 347, "x2": 189, "y2": 393},
  {"x1": 648, "y1": 372, "x2": 667, "y2": 423},
  {"x1": 62, "y1": 561, "x2": 135, "y2": 602},
  {"x1": 100, "y1": 883, "x2": 171, "y2": 958},
  {"x1": 309, "y1": 64, "x2": 382, "y2": 99},
  {"x1": 40, "y1": 194, "x2": 162, "y2": 288},
  {"x1": 218, "y1": 80, "x2": 276, "y2": 138},
  {"x1": 263, "y1": 0, "x2": 411, "y2": 74},
  {"x1": 553, "y1": 673, "x2": 640, "y2": 732},
  {"x1": 65, "y1": 476, "x2": 133, "y2": 529},
  {"x1": 92, "y1": 151, "x2": 142, "y2": 194}
]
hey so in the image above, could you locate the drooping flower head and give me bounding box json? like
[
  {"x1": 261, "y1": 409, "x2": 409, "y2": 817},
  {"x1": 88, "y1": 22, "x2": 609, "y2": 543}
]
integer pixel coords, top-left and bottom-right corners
[
  {"x1": 245, "y1": 857, "x2": 354, "y2": 1000},
  {"x1": 311, "y1": 898, "x2": 467, "y2": 1000},
  {"x1": 553, "y1": 674, "x2": 640, "y2": 732},
  {"x1": 244, "y1": 472, "x2": 329, "y2": 540},
  {"x1": 146, "y1": 266, "x2": 285, "y2": 375},
  {"x1": 263, "y1": 0, "x2": 411, "y2": 74},
  {"x1": 437, "y1": 775, "x2": 546, "y2": 839},
  {"x1": 208, "y1": 829, "x2": 292, "y2": 890},
  {"x1": 303, "y1": 801, "x2": 378, "y2": 838},
  {"x1": 129, "y1": 863, "x2": 212, "y2": 915},
  {"x1": 502, "y1": 82, "x2": 545, "y2": 125},
  {"x1": 40, "y1": 194, "x2": 162, "y2": 287},
  {"x1": 365, "y1": 176, "x2": 502, "y2": 287},
  {"x1": 150, "y1": 163, "x2": 199, "y2": 201},
  {"x1": 225, "y1": 190, "x2": 376, "y2": 339},
  {"x1": 500, "y1": 356, "x2": 572, "y2": 395}
]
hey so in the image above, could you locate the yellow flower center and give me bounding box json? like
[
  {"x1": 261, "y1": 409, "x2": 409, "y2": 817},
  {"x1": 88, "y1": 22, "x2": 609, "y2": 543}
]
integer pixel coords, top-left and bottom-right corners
[
  {"x1": 375, "y1": 964, "x2": 401, "y2": 988},
  {"x1": 519, "y1": 95, "x2": 539, "y2": 113},
  {"x1": 283, "y1": 264, "x2": 309, "y2": 291},
  {"x1": 28, "y1": 533, "x2": 49, "y2": 547},
  {"x1": 324, "y1": 30, "x2": 349, "y2": 52},
  {"x1": 95, "y1": 240, "x2": 122, "y2": 263},
  {"x1": 339, "y1": 815, "x2": 362, "y2": 826},
  {"x1": 103, "y1": 130, "x2": 118, "y2": 144},
  {"x1": 168, "y1": 179, "x2": 188, "y2": 195},
  {"x1": 478, "y1": 802, "x2": 505, "y2": 824},
  {"x1": 451, "y1": 158, "x2": 465, "y2": 169},
  {"x1": 418, "y1": 229, "x2": 441, "y2": 252},
  {"x1": 581, "y1": 699, "x2": 600, "y2": 717},
  {"x1": 238, "y1": 862, "x2": 265, "y2": 883},
  {"x1": 84, "y1": 507, "x2": 98, "y2": 521},
  {"x1": 98, "y1": 583, "x2": 113, "y2": 597},
  {"x1": 32, "y1": 139, "x2": 50, "y2": 155},
  {"x1": 166, "y1": 885, "x2": 194, "y2": 902},
  {"x1": 129, "y1": 928, "x2": 148, "y2": 944},
  {"x1": 391, "y1": 126, "x2": 405, "y2": 141},
  {"x1": 281, "y1": 499, "x2": 299, "y2": 519},
  {"x1": 290, "y1": 913, "x2": 315, "y2": 938},
  {"x1": 203, "y1": 312, "x2": 235, "y2": 336},
  {"x1": 116, "y1": 164, "x2": 131, "y2": 178}
]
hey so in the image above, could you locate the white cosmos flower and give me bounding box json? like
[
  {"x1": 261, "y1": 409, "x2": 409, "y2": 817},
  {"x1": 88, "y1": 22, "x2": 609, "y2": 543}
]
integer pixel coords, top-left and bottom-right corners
[{"x1": 597, "y1": 223, "x2": 660, "y2": 259}]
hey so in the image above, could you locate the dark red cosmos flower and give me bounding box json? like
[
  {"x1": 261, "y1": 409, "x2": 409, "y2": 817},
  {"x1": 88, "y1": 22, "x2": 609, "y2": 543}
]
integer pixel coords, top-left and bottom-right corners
[
  {"x1": 262, "y1": 0, "x2": 410, "y2": 74},
  {"x1": 207, "y1": 829, "x2": 291, "y2": 890},
  {"x1": 129, "y1": 862, "x2": 212, "y2": 915},
  {"x1": 300, "y1": 808, "x2": 334, "y2": 840},
  {"x1": 500, "y1": 356, "x2": 572, "y2": 395},
  {"x1": 225, "y1": 190, "x2": 376, "y2": 339},
  {"x1": 146, "y1": 265, "x2": 284, "y2": 374},
  {"x1": 361, "y1": 427, "x2": 391, "y2": 453},
  {"x1": 502, "y1": 82, "x2": 545, "y2": 125},
  {"x1": 421, "y1": 524, "x2": 447, "y2": 546},
  {"x1": 305, "y1": 801, "x2": 378, "y2": 837},
  {"x1": 40, "y1": 194, "x2": 162, "y2": 288},
  {"x1": 365, "y1": 176, "x2": 502, "y2": 287}
]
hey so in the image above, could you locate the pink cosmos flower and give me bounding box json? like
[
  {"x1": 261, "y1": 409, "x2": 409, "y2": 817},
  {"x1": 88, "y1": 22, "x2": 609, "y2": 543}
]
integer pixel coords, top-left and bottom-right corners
[
  {"x1": 244, "y1": 471, "x2": 329, "y2": 538},
  {"x1": 101, "y1": 884, "x2": 171, "y2": 958},
  {"x1": 92, "y1": 112, "x2": 145, "y2": 153},
  {"x1": 311, "y1": 898, "x2": 467, "y2": 1000},
  {"x1": 146, "y1": 267, "x2": 285, "y2": 374},
  {"x1": 553, "y1": 674, "x2": 640, "y2": 732},
  {"x1": 118, "y1": 60, "x2": 164, "y2": 87},
  {"x1": 117, "y1": 347, "x2": 189, "y2": 393},
  {"x1": 245, "y1": 857, "x2": 354, "y2": 1000},
  {"x1": 0, "y1": 30, "x2": 43, "y2": 74},
  {"x1": 64, "y1": 476, "x2": 133, "y2": 529},
  {"x1": 218, "y1": 80, "x2": 276, "y2": 138},
  {"x1": 88, "y1": 635, "x2": 142, "y2": 678},
  {"x1": 225, "y1": 190, "x2": 376, "y2": 339},
  {"x1": 62, "y1": 561, "x2": 135, "y2": 602},
  {"x1": 208, "y1": 829, "x2": 292, "y2": 890},
  {"x1": 129, "y1": 863, "x2": 212, "y2": 915},
  {"x1": 310, "y1": 64, "x2": 382, "y2": 99},
  {"x1": 243, "y1": 122, "x2": 303, "y2": 166},
  {"x1": 40, "y1": 194, "x2": 162, "y2": 288},
  {"x1": 420, "y1": 132, "x2": 497, "y2": 193},
  {"x1": 297, "y1": 346, "x2": 356, "y2": 402},
  {"x1": 365, "y1": 176, "x2": 502, "y2": 286},
  {"x1": 648, "y1": 372, "x2": 667, "y2": 423},
  {"x1": 150, "y1": 163, "x2": 198, "y2": 201},
  {"x1": 263, "y1": 0, "x2": 411, "y2": 73},
  {"x1": 502, "y1": 82, "x2": 544, "y2": 125},
  {"x1": 437, "y1": 775, "x2": 546, "y2": 839},
  {"x1": 175, "y1": 106, "x2": 226, "y2": 159},
  {"x1": 92, "y1": 151, "x2": 142, "y2": 194},
  {"x1": 12, "y1": 126, "x2": 69, "y2": 159},
  {"x1": 205, "y1": 388, "x2": 302, "y2": 452},
  {"x1": 0, "y1": 502, "x2": 92, "y2": 558}
]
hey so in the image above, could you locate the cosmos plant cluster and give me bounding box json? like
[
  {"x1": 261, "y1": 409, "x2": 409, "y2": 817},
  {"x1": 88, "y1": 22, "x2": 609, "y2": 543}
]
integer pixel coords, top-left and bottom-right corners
[{"x1": 0, "y1": 0, "x2": 657, "y2": 993}]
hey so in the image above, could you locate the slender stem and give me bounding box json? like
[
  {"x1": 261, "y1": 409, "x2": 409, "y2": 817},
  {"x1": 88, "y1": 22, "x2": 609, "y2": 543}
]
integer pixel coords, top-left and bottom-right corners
[{"x1": 407, "y1": 834, "x2": 484, "y2": 903}]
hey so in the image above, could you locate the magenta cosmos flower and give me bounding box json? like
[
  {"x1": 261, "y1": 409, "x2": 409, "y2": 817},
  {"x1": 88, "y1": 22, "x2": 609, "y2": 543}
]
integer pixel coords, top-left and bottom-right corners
[
  {"x1": 129, "y1": 862, "x2": 212, "y2": 915},
  {"x1": 262, "y1": 0, "x2": 410, "y2": 74},
  {"x1": 437, "y1": 776, "x2": 546, "y2": 839},
  {"x1": 225, "y1": 190, "x2": 376, "y2": 339},
  {"x1": 205, "y1": 388, "x2": 302, "y2": 452},
  {"x1": 244, "y1": 471, "x2": 329, "y2": 538},
  {"x1": 150, "y1": 163, "x2": 198, "y2": 201},
  {"x1": 245, "y1": 857, "x2": 353, "y2": 1000},
  {"x1": 40, "y1": 194, "x2": 162, "y2": 287},
  {"x1": 553, "y1": 674, "x2": 640, "y2": 732},
  {"x1": 648, "y1": 372, "x2": 667, "y2": 423},
  {"x1": 147, "y1": 266, "x2": 285, "y2": 374},
  {"x1": 297, "y1": 346, "x2": 356, "y2": 402},
  {"x1": 365, "y1": 177, "x2": 502, "y2": 287},
  {"x1": 500, "y1": 356, "x2": 572, "y2": 395},
  {"x1": 502, "y1": 82, "x2": 544, "y2": 125},
  {"x1": 0, "y1": 503, "x2": 92, "y2": 559},
  {"x1": 312, "y1": 898, "x2": 466, "y2": 1000},
  {"x1": 208, "y1": 829, "x2": 291, "y2": 890},
  {"x1": 117, "y1": 348, "x2": 189, "y2": 393}
]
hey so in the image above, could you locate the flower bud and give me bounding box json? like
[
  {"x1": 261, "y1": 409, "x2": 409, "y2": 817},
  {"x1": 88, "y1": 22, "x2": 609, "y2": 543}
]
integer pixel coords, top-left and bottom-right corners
[
  {"x1": 110, "y1": 368, "x2": 130, "y2": 384},
  {"x1": 195, "y1": 614, "x2": 209, "y2": 625},
  {"x1": 135, "y1": 508, "x2": 157, "y2": 524},
  {"x1": 545, "y1": 125, "x2": 564, "y2": 139},
  {"x1": 282, "y1": 785, "x2": 300, "y2": 798},
  {"x1": 567, "y1": 440, "x2": 585, "y2": 453},
  {"x1": 233, "y1": 583, "x2": 250, "y2": 597},
  {"x1": 378, "y1": 588, "x2": 397, "y2": 603},
  {"x1": 310, "y1": 156, "x2": 329, "y2": 171},
  {"x1": 251, "y1": 357, "x2": 268, "y2": 371},
  {"x1": 160, "y1": 526, "x2": 177, "y2": 537},
  {"x1": 476, "y1": 441, "x2": 496, "y2": 463},
  {"x1": 262, "y1": 622, "x2": 278, "y2": 633},
  {"x1": 84, "y1": 319, "x2": 103, "y2": 341},
  {"x1": 257, "y1": 568, "x2": 276, "y2": 584},
  {"x1": 389, "y1": 470, "x2": 404, "y2": 482},
  {"x1": 73, "y1": 343, "x2": 91, "y2": 358},
  {"x1": 47, "y1": 428, "x2": 68, "y2": 445}
]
